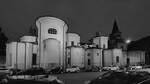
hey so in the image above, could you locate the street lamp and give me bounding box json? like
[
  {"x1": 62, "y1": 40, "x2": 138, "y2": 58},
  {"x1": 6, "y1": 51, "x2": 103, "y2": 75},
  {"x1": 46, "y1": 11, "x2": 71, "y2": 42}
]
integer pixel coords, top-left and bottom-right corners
[
  {"x1": 126, "y1": 39, "x2": 131, "y2": 44},
  {"x1": 125, "y1": 38, "x2": 131, "y2": 51},
  {"x1": 126, "y1": 38, "x2": 131, "y2": 67}
]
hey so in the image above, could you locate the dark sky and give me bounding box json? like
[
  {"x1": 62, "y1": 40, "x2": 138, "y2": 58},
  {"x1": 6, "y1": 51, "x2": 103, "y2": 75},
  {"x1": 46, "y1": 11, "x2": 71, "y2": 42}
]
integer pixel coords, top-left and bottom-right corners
[{"x1": 0, "y1": 0, "x2": 150, "y2": 42}]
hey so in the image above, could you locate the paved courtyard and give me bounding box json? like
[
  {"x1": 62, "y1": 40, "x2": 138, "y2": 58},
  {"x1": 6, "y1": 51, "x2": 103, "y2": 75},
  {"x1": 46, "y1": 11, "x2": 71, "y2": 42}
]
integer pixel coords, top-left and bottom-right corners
[
  {"x1": 53, "y1": 72, "x2": 103, "y2": 84},
  {"x1": 7, "y1": 72, "x2": 103, "y2": 84}
]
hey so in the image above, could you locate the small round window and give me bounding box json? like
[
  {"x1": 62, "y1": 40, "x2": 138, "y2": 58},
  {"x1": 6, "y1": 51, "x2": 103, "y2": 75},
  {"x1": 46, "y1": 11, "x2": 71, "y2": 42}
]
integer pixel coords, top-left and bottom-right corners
[{"x1": 48, "y1": 28, "x2": 57, "y2": 34}]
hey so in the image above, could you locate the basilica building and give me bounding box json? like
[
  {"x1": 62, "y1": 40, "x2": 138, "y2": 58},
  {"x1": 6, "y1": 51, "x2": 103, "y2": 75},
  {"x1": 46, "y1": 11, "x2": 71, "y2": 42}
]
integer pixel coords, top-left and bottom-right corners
[{"x1": 6, "y1": 16, "x2": 145, "y2": 70}]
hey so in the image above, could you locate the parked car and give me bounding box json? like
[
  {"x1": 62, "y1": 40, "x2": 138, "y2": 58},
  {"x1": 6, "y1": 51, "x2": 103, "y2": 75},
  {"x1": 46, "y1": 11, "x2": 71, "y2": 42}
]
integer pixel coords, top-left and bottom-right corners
[
  {"x1": 0, "y1": 65, "x2": 12, "y2": 75},
  {"x1": 129, "y1": 65, "x2": 142, "y2": 71},
  {"x1": 0, "y1": 65, "x2": 10, "y2": 84},
  {"x1": 138, "y1": 68, "x2": 150, "y2": 74},
  {"x1": 36, "y1": 75, "x2": 64, "y2": 84},
  {"x1": 102, "y1": 66, "x2": 119, "y2": 71},
  {"x1": 23, "y1": 67, "x2": 46, "y2": 75},
  {"x1": 91, "y1": 66, "x2": 101, "y2": 72},
  {"x1": 85, "y1": 66, "x2": 92, "y2": 72},
  {"x1": 142, "y1": 65, "x2": 150, "y2": 69},
  {"x1": 49, "y1": 66, "x2": 63, "y2": 74},
  {"x1": 0, "y1": 73, "x2": 9, "y2": 84},
  {"x1": 0, "y1": 68, "x2": 10, "y2": 75},
  {"x1": 66, "y1": 66, "x2": 80, "y2": 73},
  {"x1": 9, "y1": 75, "x2": 64, "y2": 84},
  {"x1": 9, "y1": 68, "x2": 22, "y2": 75}
]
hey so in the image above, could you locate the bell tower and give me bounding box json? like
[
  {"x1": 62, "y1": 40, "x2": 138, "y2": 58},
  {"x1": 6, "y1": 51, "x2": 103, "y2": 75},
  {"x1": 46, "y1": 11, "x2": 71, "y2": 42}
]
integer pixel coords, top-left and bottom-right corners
[{"x1": 108, "y1": 20, "x2": 126, "y2": 50}]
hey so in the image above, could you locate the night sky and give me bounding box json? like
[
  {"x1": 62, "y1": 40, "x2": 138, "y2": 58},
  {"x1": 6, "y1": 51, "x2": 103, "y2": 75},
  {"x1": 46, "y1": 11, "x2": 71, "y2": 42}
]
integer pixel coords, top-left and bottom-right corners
[{"x1": 0, "y1": 0, "x2": 150, "y2": 42}]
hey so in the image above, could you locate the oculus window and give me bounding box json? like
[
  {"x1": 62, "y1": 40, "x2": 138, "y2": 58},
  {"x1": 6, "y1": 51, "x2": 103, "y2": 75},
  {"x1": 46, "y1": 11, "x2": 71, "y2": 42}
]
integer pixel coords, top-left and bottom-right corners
[{"x1": 48, "y1": 28, "x2": 57, "y2": 34}]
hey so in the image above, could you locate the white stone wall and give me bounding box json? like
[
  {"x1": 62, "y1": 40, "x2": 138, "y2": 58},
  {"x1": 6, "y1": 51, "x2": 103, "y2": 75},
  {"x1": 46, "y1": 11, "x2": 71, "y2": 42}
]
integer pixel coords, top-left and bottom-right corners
[
  {"x1": 70, "y1": 47, "x2": 84, "y2": 67},
  {"x1": 85, "y1": 48, "x2": 103, "y2": 68},
  {"x1": 92, "y1": 49, "x2": 103, "y2": 67},
  {"x1": 67, "y1": 33, "x2": 80, "y2": 46},
  {"x1": 25, "y1": 43, "x2": 33, "y2": 69},
  {"x1": 103, "y1": 50, "x2": 113, "y2": 66},
  {"x1": 6, "y1": 42, "x2": 16, "y2": 67},
  {"x1": 112, "y1": 49, "x2": 124, "y2": 66},
  {"x1": 66, "y1": 47, "x2": 85, "y2": 68},
  {"x1": 104, "y1": 49, "x2": 125, "y2": 67},
  {"x1": 103, "y1": 49, "x2": 145, "y2": 67},
  {"x1": 6, "y1": 42, "x2": 33, "y2": 70},
  {"x1": 93, "y1": 36, "x2": 108, "y2": 49},
  {"x1": 85, "y1": 49, "x2": 93, "y2": 68}
]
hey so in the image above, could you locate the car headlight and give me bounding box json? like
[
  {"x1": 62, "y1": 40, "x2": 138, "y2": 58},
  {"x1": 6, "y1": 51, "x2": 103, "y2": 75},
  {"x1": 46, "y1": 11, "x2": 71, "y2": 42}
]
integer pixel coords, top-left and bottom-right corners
[{"x1": 85, "y1": 81, "x2": 91, "y2": 84}]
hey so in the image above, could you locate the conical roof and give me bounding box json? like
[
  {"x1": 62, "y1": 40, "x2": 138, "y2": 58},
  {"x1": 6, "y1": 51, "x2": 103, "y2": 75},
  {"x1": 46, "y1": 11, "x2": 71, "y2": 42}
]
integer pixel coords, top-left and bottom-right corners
[{"x1": 111, "y1": 20, "x2": 120, "y2": 34}]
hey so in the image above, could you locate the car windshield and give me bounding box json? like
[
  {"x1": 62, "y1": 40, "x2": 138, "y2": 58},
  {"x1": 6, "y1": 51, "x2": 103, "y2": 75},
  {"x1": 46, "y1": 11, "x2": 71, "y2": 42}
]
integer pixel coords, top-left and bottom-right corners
[{"x1": 72, "y1": 66, "x2": 77, "y2": 68}]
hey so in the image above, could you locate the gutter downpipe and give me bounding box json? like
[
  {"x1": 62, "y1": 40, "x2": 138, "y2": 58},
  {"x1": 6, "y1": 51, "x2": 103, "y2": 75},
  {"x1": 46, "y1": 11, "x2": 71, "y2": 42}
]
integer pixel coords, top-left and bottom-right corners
[{"x1": 39, "y1": 21, "x2": 42, "y2": 68}]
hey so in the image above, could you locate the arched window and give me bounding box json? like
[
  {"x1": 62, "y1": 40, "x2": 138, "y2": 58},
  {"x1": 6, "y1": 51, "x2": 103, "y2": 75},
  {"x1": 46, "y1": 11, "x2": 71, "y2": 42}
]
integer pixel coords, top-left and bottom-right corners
[
  {"x1": 68, "y1": 57, "x2": 71, "y2": 65},
  {"x1": 87, "y1": 53, "x2": 90, "y2": 56},
  {"x1": 71, "y1": 41, "x2": 74, "y2": 46},
  {"x1": 96, "y1": 45, "x2": 99, "y2": 48},
  {"x1": 48, "y1": 28, "x2": 57, "y2": 34},
  {"x1": 97, "y1": 53, "x2": 99, "y2": 56},
  {"x1": 127, "y1": 58, "x2": 130, "y2": 65},
  {"x1": 116, "y1": 56, "x2": 119, "y2": 63},
  {"x1": 88, "y1": 59, "x2": 91, "y2": 65},
  {"x1": 121, "y1": 46, "x2": 124, "y2": 49},
  {"x1": 103, "y1": 44, "x2": 106, "y2": 49},
  {"x1": 32, "y1": 54, "x2": 37, "y2": 65}
]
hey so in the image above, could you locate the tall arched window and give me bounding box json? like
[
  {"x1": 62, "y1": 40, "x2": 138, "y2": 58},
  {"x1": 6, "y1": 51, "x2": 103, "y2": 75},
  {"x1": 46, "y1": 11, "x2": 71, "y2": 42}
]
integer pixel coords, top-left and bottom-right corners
[
  {"x1": 48, "y1": 28, "x2": 57, "y2": 34},
  {"x1": 32, "y1": 54, "x2": 37, "y2": 65},
  {"x1": 88, "y1": 59, "x2": 91, "y2": 65},
  {"x1": 103, "y1": 44, "x2": 106, "y2": 49},
  {"x1": 127, "y1": 58, "x2": 130, "y2": 65},
  {"x1": 116, "y1": 56, "x2": 119, "y2": 63},
  {"x1": 71, "y1": 41, "x2": 74, "y2": 46}
]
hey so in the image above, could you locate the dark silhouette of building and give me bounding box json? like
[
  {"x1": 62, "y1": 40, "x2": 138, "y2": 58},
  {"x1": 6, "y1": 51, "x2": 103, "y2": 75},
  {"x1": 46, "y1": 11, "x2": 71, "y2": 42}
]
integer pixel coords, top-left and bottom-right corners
[
  {"x1": 0, "y1": 28, "x2": 8, "y2": 64},
  {"x1": 108, "y1": 20, "x2": 127, "y2": 50},
  {"x1": 127, "y1": 36, "x2": 150, "y2": 65}
]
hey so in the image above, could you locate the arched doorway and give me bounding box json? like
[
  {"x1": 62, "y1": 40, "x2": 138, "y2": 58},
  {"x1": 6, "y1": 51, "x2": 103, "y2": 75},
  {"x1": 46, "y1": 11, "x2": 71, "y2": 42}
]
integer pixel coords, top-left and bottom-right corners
[
  {"x1": 127, "y1": 58, "x2": 130, "y2": 65},
  {"x1": 116, "y1": 56, "x2": 119, "y2": 63}
]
